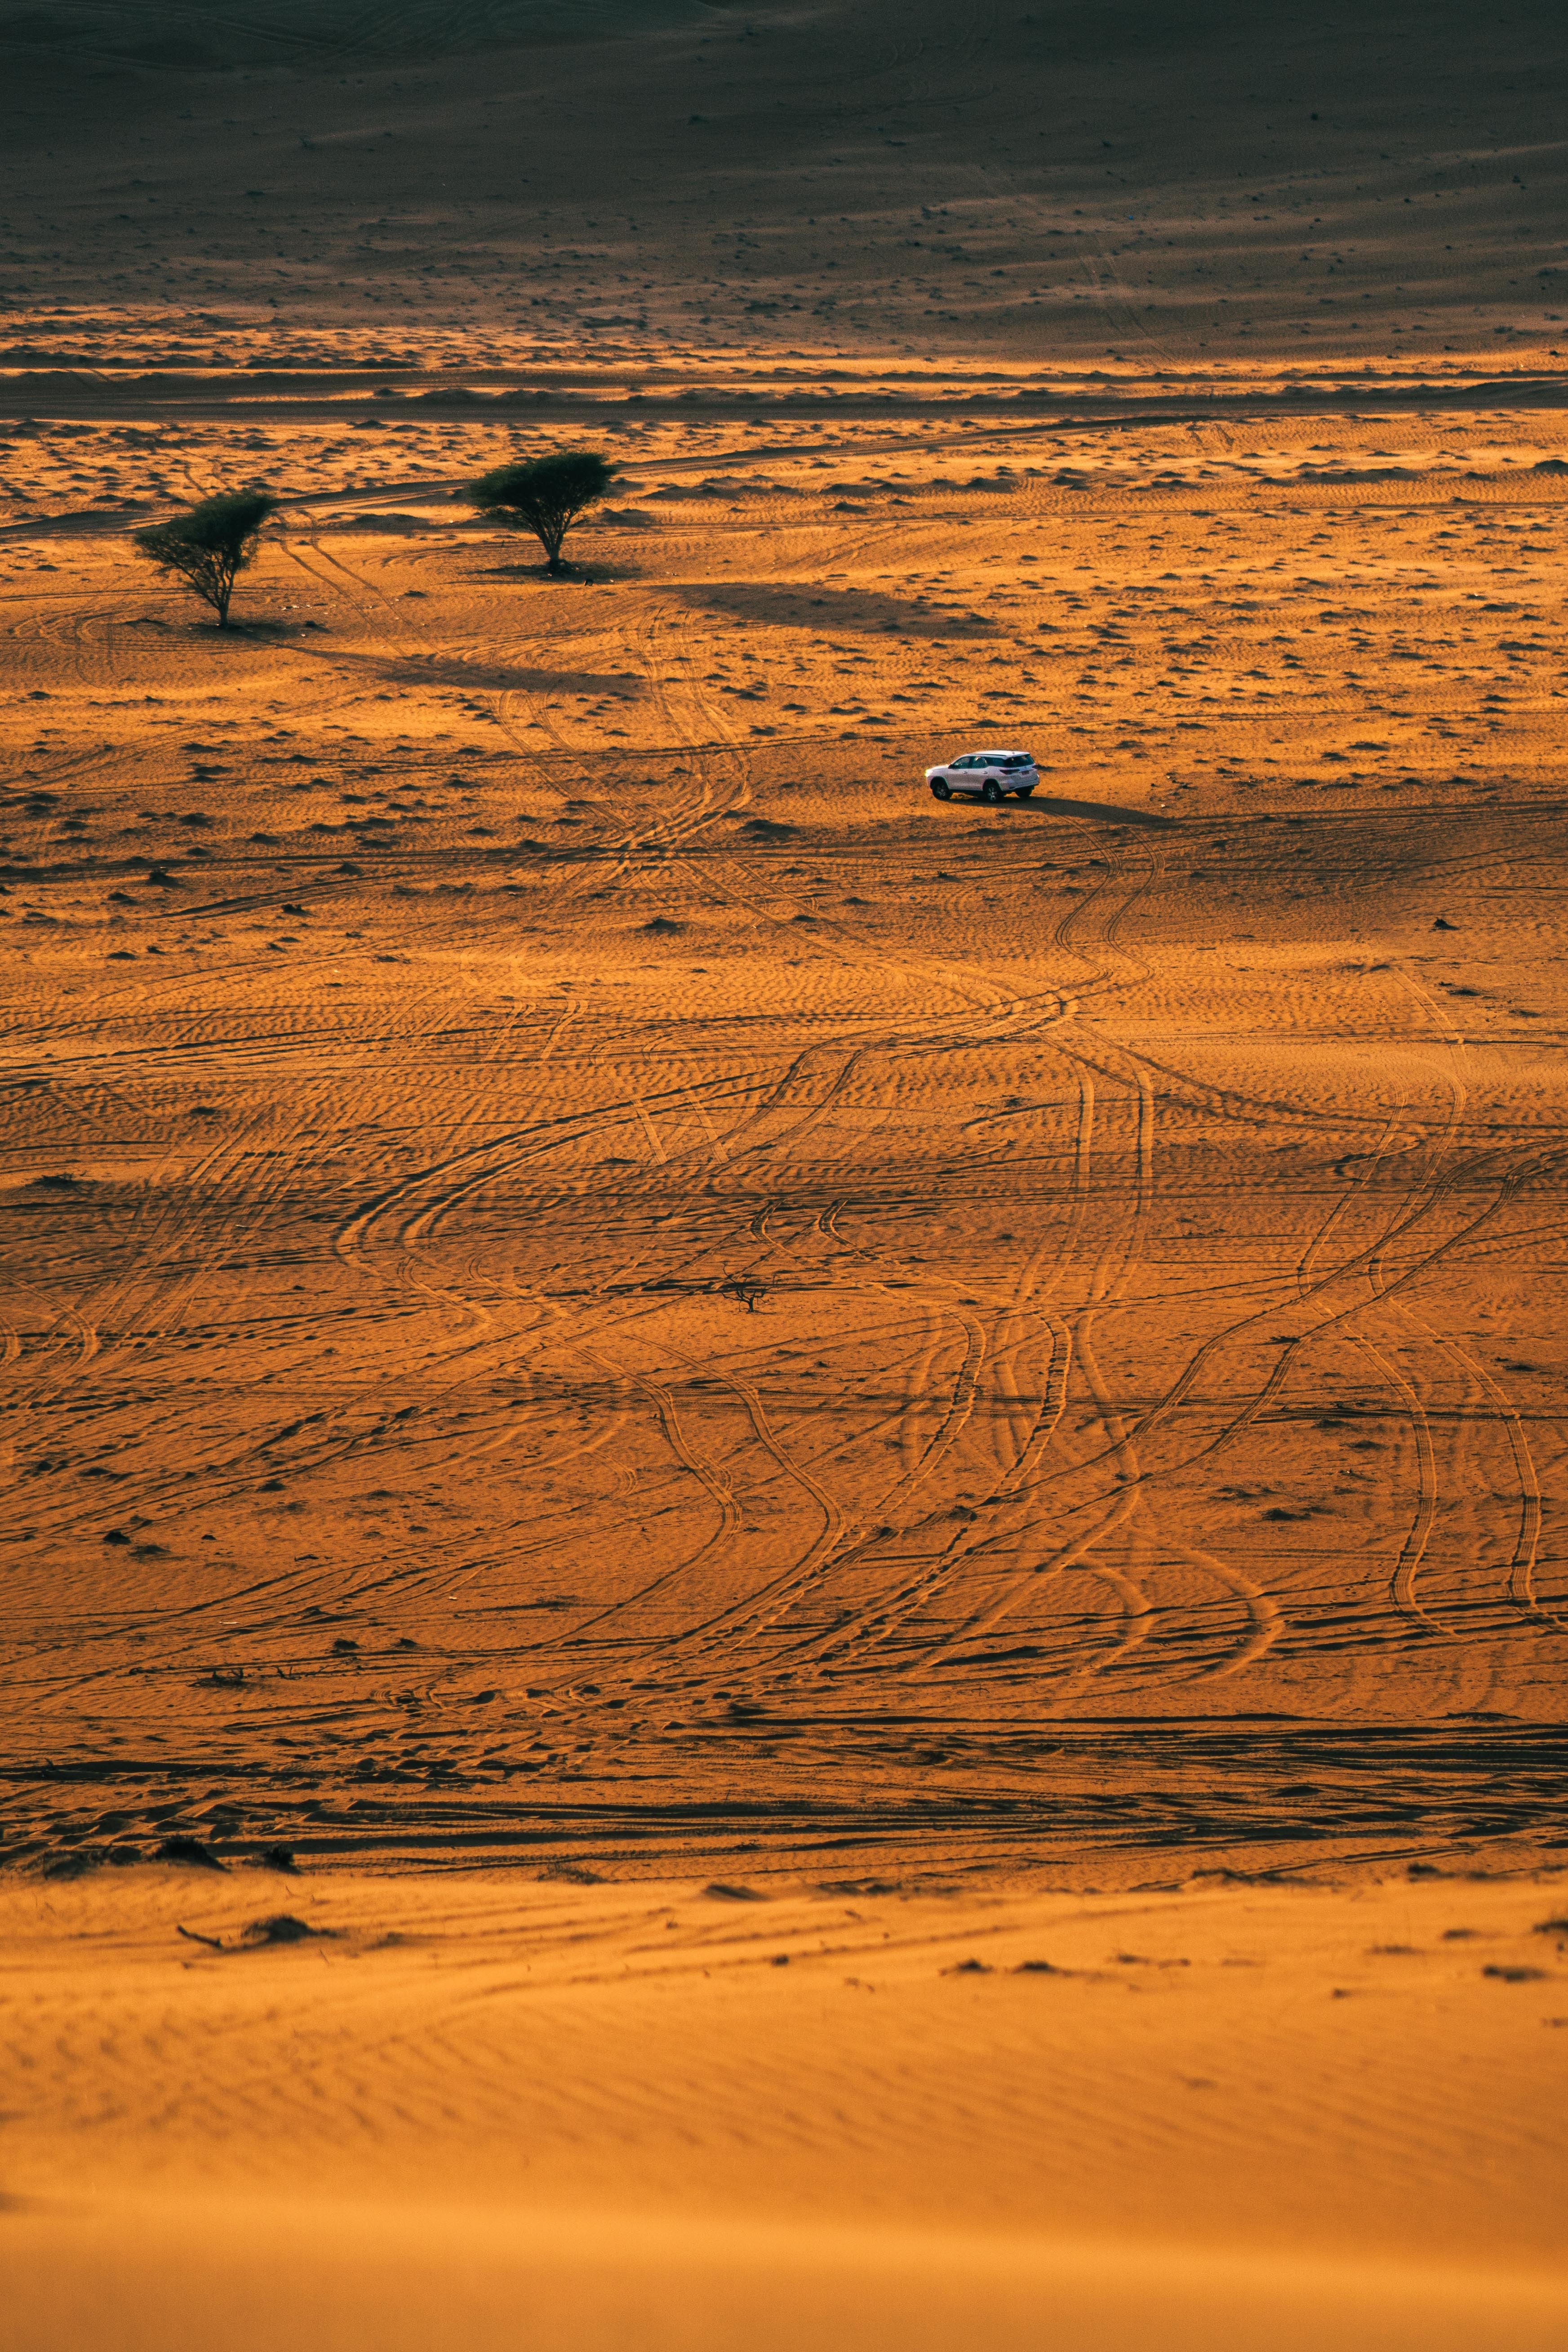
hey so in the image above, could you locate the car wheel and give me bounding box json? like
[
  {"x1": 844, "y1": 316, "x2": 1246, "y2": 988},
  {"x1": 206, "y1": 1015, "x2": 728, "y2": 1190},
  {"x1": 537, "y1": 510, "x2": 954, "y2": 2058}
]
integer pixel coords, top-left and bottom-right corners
[
  {"x1": 1014, "y1": 786, "x2": 1035, "y2": 799},
  {"x1": 981, "y1": 780, "x2": 1002, "y2": 804},
  {"x1": 930, "y1": 780, "x2": 951, "y2": 800}
]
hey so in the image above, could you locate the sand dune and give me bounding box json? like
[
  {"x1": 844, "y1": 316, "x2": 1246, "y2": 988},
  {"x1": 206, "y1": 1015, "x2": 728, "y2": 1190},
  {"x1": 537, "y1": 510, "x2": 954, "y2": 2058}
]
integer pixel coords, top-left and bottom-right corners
[
  {"x1": 6, "y1": 1867, "x2": 1568, "y2": 2349},
  {"x1": 1, "y1": 0, "x2": 1566, "y2": 2343}
]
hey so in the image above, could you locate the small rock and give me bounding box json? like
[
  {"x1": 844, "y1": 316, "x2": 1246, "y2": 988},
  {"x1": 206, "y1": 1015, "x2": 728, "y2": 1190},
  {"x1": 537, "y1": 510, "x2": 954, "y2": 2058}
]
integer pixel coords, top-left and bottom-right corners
[
  {"x1": 154, "y1": 1835, "x2": 226, "y2": 1872},
  {"x1": 41, "y1": 1850, "x2": 103, "y2": 1881},
  {"x1": 244, "y1": 1914, "x2": 327, "y2": 1945}
]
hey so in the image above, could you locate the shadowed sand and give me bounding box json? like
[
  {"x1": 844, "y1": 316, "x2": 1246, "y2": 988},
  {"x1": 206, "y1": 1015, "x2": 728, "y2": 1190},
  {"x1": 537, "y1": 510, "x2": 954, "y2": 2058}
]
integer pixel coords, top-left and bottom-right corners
[{"x1": 1, "y1": 0, "x2": 1566, "y2": 2343}]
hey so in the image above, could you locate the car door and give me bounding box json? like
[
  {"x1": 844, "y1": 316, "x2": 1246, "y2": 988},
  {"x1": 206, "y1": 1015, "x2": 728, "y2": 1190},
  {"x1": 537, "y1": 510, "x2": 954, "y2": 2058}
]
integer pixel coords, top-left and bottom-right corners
[{"x1": 949, "y1": 755, "x2": 977, "y2": 793}]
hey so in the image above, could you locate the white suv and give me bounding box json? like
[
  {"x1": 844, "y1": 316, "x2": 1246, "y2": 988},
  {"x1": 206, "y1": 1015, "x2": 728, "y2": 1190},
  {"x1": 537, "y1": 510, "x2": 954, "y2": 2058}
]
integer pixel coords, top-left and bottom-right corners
[{"x1": 926, "y1": 748, "x2": 1039, "y2": 803}]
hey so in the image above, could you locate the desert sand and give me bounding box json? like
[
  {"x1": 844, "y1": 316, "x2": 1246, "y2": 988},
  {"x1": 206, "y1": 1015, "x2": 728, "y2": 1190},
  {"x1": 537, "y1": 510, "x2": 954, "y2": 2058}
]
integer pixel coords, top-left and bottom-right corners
[{"x1": 1, "y1": 0, "x2": 1566, "y2": 2344}]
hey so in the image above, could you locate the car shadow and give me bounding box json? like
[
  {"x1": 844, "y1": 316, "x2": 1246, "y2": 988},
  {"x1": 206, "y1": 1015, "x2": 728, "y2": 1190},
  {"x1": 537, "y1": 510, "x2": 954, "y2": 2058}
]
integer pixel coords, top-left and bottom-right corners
[{"x1": 954, "y1": 791, "x2": 1175, "y2": 829}]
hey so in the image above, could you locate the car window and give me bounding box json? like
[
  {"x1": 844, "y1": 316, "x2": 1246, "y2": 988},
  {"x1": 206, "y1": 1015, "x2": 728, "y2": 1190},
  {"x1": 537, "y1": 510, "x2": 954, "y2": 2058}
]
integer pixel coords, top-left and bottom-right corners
[{"x1": 951, "y1": 756, "x2": 971, "y2": 769}]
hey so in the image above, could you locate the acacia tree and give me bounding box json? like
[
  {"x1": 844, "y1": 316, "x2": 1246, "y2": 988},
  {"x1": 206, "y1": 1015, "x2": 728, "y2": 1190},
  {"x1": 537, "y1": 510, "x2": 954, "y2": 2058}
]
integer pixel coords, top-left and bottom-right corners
[
  {"x1": 133, "y1": 489, "x2": 280, "y2": 629},
  {"x1": 467, "y1": 450, "x2": 616, "y2": 575}
]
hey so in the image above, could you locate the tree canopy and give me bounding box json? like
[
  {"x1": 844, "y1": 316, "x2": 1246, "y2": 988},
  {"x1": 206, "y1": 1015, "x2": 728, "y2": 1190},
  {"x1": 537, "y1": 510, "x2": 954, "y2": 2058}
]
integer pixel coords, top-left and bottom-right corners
[
  {"x1": 466, "y1": 450, "x2": 616, "y2": 575},
  {"x1": 133, "y1": 489, "x2": 280, "y2": 629}
]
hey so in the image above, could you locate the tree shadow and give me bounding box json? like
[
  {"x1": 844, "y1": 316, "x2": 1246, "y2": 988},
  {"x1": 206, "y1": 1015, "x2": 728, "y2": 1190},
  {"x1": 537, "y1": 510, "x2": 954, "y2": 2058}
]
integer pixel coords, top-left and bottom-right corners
[
  {"x1": 308, "y1": 646, "x2": 644, "y2": 695},
  {"x1": 327, "y1": 513, "x2": 444, "y2": 533},
  {"x1": 470, "y1": 558, "x2": 647, "y2": 584},
  {"x1": 232, "y1": 617, "x2": 333, "y2": 639},
  {"x1": 670, "y1": 582, "x2": 997, "y2": 640}
]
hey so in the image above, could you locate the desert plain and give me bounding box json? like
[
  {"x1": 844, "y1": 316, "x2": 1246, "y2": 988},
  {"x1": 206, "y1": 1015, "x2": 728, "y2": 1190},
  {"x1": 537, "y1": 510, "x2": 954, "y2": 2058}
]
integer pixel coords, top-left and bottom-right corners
[{"x1": 1, "y1": 0, "x2": 1567, "y2": 2344}]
